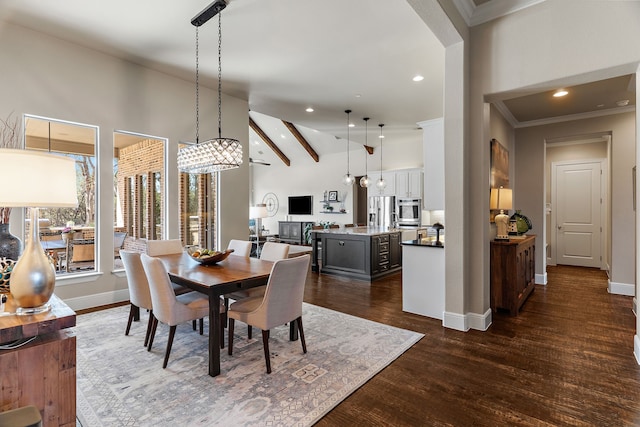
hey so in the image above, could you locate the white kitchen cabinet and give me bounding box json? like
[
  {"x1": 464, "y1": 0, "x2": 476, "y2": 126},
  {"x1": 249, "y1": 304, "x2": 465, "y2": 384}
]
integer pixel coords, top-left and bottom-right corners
[
  {"x1": 418, "y1": 118, "x2": 444, "y2": 210},
  {"x1": 396, "y1": 169, "x2": 423, "y2": 199},
  {"x1": 367, "y1": 171, "x2": 396, "y2": 197}
]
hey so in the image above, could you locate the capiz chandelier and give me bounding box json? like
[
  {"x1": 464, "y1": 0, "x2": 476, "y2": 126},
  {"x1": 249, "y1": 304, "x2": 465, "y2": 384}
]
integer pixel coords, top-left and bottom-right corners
[{"x1": 178, "y1": 0, "x2": 242, "y2": 174}]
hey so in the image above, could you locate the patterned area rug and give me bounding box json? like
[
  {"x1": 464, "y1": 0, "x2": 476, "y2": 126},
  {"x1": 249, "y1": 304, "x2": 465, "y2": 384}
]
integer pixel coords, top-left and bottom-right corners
[{"x1": 76, "y1": 303, "x2": 423, "y2": 426}]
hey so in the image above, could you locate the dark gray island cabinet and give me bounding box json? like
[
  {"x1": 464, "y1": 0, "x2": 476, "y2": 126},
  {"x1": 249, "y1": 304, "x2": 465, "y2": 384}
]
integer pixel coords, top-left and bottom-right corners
[{"x1": 311, "y1": 227, "x2": 402, "y2": 281}]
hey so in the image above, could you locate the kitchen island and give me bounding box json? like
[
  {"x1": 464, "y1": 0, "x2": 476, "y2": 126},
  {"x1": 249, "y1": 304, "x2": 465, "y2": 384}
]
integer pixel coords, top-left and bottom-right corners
[{"x1": 311, "y1": 227, "x2": 402, "y2": 281}]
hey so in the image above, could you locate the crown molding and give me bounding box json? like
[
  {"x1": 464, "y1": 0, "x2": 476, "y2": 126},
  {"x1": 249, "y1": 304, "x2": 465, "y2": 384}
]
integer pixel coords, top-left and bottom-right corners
[{"x1": 452, "y1": 0, "x2": 547, "y2": 27}]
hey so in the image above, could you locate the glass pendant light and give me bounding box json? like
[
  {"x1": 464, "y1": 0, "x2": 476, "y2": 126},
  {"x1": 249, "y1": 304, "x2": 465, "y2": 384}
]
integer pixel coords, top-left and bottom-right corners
[
  {"x1": 375, "y1": 123, "x2": 387, "y2": 191},
  {"x1": 178, "y1": 7, "x2": 243, "y2": 174},
  {"x1": 342, "y1": 109, "x2": 356, "y2": 186},
  {"x1": 359, "y1": 117, "x2": 370, "y2": 188}
]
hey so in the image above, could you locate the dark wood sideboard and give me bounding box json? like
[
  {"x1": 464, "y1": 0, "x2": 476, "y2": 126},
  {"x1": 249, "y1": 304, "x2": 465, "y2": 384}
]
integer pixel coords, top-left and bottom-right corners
[
  {"x1": 0, "y1": 294, "x2": 76, "y2": 426},
  {"x1": 490, "y1": 235, "x2": 536, "y2": 316}
]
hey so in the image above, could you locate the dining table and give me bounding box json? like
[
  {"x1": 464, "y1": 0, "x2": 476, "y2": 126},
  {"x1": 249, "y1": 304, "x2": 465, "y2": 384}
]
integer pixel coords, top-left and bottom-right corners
[{"x1": 154, "y1": 252, "x2": 274, "y2": 377}]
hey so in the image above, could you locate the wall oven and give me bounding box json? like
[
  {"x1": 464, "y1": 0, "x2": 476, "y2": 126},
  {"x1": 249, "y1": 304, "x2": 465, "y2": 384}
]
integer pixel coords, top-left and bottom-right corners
[{"x1": 396, "y1": 198, "x2": 422, "y2": 227}]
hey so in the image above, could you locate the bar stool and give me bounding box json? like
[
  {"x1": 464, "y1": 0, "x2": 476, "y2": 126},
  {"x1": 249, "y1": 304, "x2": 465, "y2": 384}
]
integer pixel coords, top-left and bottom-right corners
[{"x1": 0, "y1": 405, "x2": 42, "y2": 427}]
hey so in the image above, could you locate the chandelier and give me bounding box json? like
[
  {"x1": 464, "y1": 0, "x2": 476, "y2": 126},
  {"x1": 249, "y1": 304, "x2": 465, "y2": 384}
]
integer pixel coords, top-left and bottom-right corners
[{"x1": 178, "y1": 0, "x2": 243, "y2": 174}]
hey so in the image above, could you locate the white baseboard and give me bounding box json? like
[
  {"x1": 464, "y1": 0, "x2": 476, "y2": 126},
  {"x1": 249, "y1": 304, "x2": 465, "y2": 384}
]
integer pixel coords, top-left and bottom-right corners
[
  {"x1": 64, "y1": 289, "x2": 130, "y2": 312},
  {"x1": 634, "y1": 335, "x2": 640, "y2": 365},
  {"x1": 467, "y1": 309, "x2": 492, "y2": 331},
  {"x1": 608, "y1": 280, "x2": 635, "y2": 296},
  {"x1": 443, "y1": 311, "x2": 467, "y2": 331},
  {"x1": 443, "y1": 309, "x2": 492, "y2": 332},
  {"x1": 633, "y1": 297, "x2": 637, "y2": 317},
  {"x1": 535, "y1": 272, "x2": 547, "y2": 285}
]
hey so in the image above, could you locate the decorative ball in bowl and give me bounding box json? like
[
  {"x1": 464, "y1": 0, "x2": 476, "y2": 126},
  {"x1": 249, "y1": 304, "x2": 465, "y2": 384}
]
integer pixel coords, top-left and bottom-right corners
[{"x1": 187, "y1": 248, "x2": 234, "y2": 265}]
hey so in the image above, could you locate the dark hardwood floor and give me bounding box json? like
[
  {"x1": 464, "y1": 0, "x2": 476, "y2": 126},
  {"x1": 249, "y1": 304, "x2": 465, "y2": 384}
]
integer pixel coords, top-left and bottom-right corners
[{"x1": 306, "y1": 265, "x2": 640, "y2": 426}]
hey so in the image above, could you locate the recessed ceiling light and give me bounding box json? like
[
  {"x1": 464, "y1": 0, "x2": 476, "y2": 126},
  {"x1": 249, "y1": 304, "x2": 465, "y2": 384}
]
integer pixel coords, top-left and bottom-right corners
[
  {"x1": 348, "y1": 123, "x2": 355, "y2": 128},
  {"x1": 280, "y1": 134, "x2": 286, "y2": 139},
  {"x1": 305, "y1": 107, "x2": 314, "y2": 112},
  {"x1": 378, "y1": 134, "x2": 385, "y2": 139},
  {"x1": 355, "y1": 94, "x2": 361, "y2": 98},
  {"x1": 616, "y1": 99, "x2": 630, "y2": 107},
  {"x1": 553, "y1": 89, "x2": 568, "y2": 97},
  {"x1": 252, "y1": 140, "x2": 260, "y2": 145},
  {"x1": 596, "y1": 104, "x2": 605, "y2": 108},
  {"x1": 413, "y1": 75, "x2": 424, "y2": 82}
]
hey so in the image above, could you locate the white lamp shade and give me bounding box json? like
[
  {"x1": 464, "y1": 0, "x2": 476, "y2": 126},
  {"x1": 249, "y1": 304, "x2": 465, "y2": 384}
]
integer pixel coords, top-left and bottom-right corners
[
  {"x1": 249, "y1": 204, "x2": 268, "y2": 219},
  {"x1": 0, "y1": 149, "x2": 78, "y2": 207},
  {"x1": 490, "y1": 187, "x2": 512, "y2": 211}
]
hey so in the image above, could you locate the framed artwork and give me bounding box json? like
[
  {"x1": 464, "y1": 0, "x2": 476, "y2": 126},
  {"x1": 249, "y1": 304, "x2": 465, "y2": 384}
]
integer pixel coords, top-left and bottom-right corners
[
  {"x1": 490, "y1": 139, "x2": 509, "y2": 222},
  {"x1": 328, "y1": 190, "x2": 338, "y2": 202}
]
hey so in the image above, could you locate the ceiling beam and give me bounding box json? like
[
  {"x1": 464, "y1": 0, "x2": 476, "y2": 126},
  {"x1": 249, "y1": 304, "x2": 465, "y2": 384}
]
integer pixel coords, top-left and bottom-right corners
[
  {"x1": 364, "y1": 145, "x2": 374, "y2": 155},
  {"x1": 282, "y1": 120, "x2": 319, "y2": 162},
  {"x1": 249, "y1": 118, "x2": 290, "y2": 167}
]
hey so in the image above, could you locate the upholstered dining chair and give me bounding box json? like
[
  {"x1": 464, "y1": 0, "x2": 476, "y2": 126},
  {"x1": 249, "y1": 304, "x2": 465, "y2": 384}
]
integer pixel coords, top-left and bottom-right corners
[
  {"x1": 141, "y1": 254, "x2": 226, "y2": 368},
  {"x1": 120, "y1": 250, "x2": 155, "y2": 346},
  {"x1": 225, "y1": 241, "x2": 290, "y2": 337},
  {"x1": 227, "y1": 239, "x2": 252, "y2": 258},
  {"x1": 146, "y1": 239, "x2": 183, "y2": 256},
  {"x1": 227, "y1": 254, "x2": 310, "y2": 374}
]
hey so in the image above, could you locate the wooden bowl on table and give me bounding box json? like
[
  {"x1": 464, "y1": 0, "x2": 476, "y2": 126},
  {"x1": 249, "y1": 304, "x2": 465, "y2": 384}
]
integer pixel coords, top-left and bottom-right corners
[{"x1": 186, "y1": 248, "x2": 234, "y2": 265}]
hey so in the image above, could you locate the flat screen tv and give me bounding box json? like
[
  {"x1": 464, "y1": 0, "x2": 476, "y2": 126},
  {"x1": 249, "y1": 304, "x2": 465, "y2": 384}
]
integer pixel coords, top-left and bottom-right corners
[{"x1": 288, "y1": 195, "x2": 313, "y2": 215}]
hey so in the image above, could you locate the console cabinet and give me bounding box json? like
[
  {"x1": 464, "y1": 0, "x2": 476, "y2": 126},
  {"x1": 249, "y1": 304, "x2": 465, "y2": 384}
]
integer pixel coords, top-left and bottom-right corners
[
  {"x1": 490, "y1": 235, "x2": 536, "y2": 316},
  {"x1": 278, "y1": 221, "x2": 314, "y2": 245}
]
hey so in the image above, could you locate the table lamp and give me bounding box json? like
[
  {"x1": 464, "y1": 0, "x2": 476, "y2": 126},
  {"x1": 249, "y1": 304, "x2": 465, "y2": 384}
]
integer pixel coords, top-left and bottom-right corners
[
  {"x1": 0, "y1": 149, "x2": 78, "y2": 314},
  {"x1": 249, "y1": 204, "x2": 268, "y2": 237},
  {"x1": 490, "y1": 186, "x2": 512, "y2": 241}
]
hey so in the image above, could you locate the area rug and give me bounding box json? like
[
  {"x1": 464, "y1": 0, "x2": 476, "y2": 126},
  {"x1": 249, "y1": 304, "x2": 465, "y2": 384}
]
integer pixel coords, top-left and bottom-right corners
[{"x1": 76, "y1": 303, "x2": 423, "y2": 426}]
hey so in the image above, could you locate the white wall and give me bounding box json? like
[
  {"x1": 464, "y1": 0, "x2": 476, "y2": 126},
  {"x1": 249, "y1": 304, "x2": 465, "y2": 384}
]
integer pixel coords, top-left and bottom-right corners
[
  {"x1": 251, "y1": 135, "x2": 423, "y2": 233},
  {"x1": 0, "y1": 21, "x2": 250, "y2": 309}
]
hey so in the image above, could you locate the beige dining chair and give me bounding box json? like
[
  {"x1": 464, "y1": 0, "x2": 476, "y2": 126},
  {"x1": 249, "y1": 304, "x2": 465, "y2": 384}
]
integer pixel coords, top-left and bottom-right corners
[
  {"x1": 146, "y1": 239, "x2": 183, "y2": 256},
  {"x1": 227, "y1": 254, "x2": 310, "y2": 374},
  {"x1": 226, "y1": 241, "x2": 290, "y2": 338},
  {"x1": 227, "y1": 239, "x2": 252, "y2": 258},
  {"x1": 120, "y1": 250, "x2": 155, "y2": 347},
  {"x1": 141, "y1": 254, "x2": 227, "y2": 368}
]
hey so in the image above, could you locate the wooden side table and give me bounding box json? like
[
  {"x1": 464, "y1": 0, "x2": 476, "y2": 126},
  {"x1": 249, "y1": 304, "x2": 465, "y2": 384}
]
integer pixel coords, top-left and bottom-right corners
[
  {"x1": 490, "y1": 235, "x2": 536, "y2": 316},
  {"x1": 0, "y1": 294, "x2": 76, "y2": 426}
]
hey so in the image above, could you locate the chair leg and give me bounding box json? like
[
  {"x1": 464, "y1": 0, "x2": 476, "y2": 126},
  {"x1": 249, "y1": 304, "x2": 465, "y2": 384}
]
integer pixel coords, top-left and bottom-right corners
[
  {"x1": 248, "y1": 325, "x2": 253, "y2": 340},
  {"x1": 125, "y1": 303, "x2": 136, "y2": 336},
  {"x1": 147, "y1": 317, "x2": 158, "y2": 351},
  {"x1": 199, "y1": 318, "x2": 204, "y2": 335},
  {"x1": 262, "y1": 330, "x2": 271, "y2": 374},
  {"x1": 228, "y1": 318, "x2": 235, "y2": 355},
  {"x1": 192, "y1": 320, "x2": 197, "y2": 331},
  {"x1": 224, "y1": 297, "x2": 229, "y2": 327},
  {"x1": 220, "y1": 315, "x2": 225, "y2": 349},
  {"x1": 296, "y1": 317, "x2": 307, "y2": 354},
  {"x1": 133, "y1": 305, "x2": 140, "y2": 321},
  {"x1": 163, "y1": 325, "x2": 177, "y2": 369},
  {"x1": 144, "y1": 311, "x2": 154, "y2": 347}
]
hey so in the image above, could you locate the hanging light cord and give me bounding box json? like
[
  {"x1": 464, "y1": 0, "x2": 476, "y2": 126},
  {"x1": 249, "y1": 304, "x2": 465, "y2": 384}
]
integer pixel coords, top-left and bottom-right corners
[
  {"x1": 195, "y1": 26, "x2": 200, "y2": 145},
  {"x1": 379, "y1": 124, "x2": 384, "y2": 179},
  {"x1": 364, "y1": 117, "x2": 369, "y2": 176},
  {"x1": 217, "y1": 13, "x2": 223, "y2": 139},
  {"x1": 346, "y1": 109, "x2": 351, "y2": 175}
]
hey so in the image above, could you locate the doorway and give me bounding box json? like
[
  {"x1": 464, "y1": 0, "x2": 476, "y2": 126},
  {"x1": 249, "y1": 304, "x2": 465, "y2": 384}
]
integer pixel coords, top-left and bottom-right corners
[{"x1": 546, "y1": 136, "x2": 610, "y2": 270}]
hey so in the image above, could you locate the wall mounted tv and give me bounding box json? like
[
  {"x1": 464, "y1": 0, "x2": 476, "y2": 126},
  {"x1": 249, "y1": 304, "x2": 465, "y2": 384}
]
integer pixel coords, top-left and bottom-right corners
[{"x1": 288, "y1": 195, "x2": 313, "y2": 215}]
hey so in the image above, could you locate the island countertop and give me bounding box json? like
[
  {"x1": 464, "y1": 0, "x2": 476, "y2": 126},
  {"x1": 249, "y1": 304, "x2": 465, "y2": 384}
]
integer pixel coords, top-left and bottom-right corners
[
  {"x1": 311, "y1": 226, "x2": 404, "y2": 237},
  {"x1": 401, "y1": 239, "x2": 444, "y2": 248}
]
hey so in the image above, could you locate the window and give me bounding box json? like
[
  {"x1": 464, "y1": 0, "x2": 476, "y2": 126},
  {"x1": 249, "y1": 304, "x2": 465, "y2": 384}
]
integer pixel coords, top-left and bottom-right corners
[{"x1": 24, "y1": 115, "x2": 98, "y2": 274}]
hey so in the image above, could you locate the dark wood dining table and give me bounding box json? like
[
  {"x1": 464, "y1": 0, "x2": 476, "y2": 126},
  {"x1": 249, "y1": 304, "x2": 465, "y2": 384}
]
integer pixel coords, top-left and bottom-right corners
[{"x1": 155, "y1": 252, "x2": 273, "y2": 377}]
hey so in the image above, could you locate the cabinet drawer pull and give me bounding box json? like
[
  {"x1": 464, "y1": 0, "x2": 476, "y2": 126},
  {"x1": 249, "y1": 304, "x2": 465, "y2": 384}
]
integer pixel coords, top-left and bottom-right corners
[{"x1": 339, "y1": 241, "x2": 345, "y2": 246}]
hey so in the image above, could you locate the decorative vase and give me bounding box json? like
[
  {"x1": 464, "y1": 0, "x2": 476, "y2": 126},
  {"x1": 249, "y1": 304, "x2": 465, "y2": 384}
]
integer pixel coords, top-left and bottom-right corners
[{"x1": 0, "y1": 223, "x2": 22, "y2": 261}]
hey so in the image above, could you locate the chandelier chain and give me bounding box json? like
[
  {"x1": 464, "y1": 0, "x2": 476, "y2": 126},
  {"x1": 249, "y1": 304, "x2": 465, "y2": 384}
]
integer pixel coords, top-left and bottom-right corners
[
  {"x1": 195, "y1": 26, "x2": 200, "y2": 144},
  {"x1": 217, "y1": 13, "x2": 223, "y2": 139}
]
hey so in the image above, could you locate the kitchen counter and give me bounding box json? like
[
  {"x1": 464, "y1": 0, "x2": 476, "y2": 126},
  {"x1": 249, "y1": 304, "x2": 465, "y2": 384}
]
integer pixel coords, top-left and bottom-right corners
[
  {"x1": 401, "y1": 239, "x2": 444, "y2": 248},
  {"x1": 311, "y1": 228, "x2": 402, "y2": 281}
]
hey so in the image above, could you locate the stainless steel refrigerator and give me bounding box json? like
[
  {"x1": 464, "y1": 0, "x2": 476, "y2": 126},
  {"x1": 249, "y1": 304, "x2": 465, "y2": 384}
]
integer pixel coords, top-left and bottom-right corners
[{"x1": 368, "y1": 196, "x2": 396, "y2": 228}]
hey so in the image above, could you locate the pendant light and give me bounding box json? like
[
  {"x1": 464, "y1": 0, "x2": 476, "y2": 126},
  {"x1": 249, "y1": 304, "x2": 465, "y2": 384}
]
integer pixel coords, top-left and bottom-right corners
[
  {"x1": 359, "y1": 117, "x2": 370, "y2": 188},
  {"x1": 375, "y1": 123, "x2": 387, "y2": 191},
  {"x1": 178, "y1": 3, "x2": 243, "y2": 174},
  {"x1": 342, "y1": 109, "x2": 355, "y2": 186}
]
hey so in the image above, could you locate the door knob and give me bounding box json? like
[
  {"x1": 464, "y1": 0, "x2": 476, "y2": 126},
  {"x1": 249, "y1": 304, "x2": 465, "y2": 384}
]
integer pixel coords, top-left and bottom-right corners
[{"x1": 557, "y1": 225, "x2": 562, "y2": 229}]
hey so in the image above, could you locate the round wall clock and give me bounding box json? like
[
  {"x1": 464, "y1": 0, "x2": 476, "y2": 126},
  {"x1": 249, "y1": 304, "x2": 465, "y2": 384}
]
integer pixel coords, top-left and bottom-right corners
[{"x1": 262, "y1": 192, "x2": 279, "y2": 217}]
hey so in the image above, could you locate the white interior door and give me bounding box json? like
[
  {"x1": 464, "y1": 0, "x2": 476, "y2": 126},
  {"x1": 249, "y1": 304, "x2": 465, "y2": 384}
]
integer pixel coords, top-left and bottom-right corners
[{"x1": 553, "y1": 161, "x2": 602, "y2": 267}]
